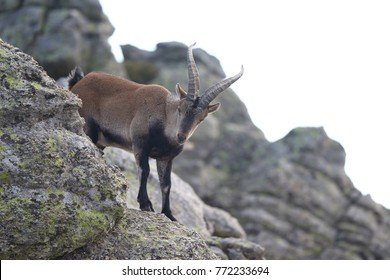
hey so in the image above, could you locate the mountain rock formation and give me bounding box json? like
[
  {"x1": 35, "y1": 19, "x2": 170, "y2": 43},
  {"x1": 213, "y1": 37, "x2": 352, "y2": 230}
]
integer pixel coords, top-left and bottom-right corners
[
  {"x1": 0, "y1": 0, "x2": 125, "y2": 79},
  {"x1": 1, "y1": 0, "x2": 389, "y2": 259}
]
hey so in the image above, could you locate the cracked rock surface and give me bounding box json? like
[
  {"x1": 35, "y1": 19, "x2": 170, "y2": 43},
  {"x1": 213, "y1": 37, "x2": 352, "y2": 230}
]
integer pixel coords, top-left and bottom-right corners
[{"x1": 0, "y1": 0, "x2": 125, "y2": 79}]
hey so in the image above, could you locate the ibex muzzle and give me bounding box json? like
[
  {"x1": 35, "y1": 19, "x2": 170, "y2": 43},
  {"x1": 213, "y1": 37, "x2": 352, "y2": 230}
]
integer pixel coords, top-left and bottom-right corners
[{"x1": 68, "y1": 43, "x2": 243, "y2": 221}]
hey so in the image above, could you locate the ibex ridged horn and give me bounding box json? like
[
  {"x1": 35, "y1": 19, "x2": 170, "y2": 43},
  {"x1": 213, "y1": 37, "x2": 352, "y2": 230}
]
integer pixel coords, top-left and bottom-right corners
[
  {"x1": 199, "y1": 65, "x2": 244, "y2": 108},
  {"x1": 186, "y1": 42, "x2": 200, "y2": 100}
]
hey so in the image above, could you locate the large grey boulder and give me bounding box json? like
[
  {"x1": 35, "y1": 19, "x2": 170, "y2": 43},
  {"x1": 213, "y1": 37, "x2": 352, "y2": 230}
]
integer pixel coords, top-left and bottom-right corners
[
  {"x1": 0, "y1": 39, "x2": 126, "y2": 259},
  {"x1": 0, "y1": 0, "x2": 125, "y2": 79},
  {"x1": 0, "y1": 39, "x2": 217, "y2": 260}
]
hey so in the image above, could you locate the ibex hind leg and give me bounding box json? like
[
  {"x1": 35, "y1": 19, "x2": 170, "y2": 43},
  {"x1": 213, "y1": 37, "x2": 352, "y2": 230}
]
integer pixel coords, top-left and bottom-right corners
[
  {"x1": 85, "y1": 117, "x2": 100, "y2": 145},
  {"x1": 134, "y1": 146, "x2": 154, "y2": 212},
  {"x1": 84, "y1": 118, "x2": 105, "y2": 154}
]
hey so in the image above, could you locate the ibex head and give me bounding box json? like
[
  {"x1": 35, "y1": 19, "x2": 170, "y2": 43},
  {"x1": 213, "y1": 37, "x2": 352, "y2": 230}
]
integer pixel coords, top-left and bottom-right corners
[{"x1": 174, "y1": 43, "x2": 244, "y2": 144}]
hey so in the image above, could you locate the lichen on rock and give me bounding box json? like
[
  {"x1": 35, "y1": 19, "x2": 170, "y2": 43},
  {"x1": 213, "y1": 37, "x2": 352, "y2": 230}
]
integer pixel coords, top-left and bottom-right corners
[
  {"x1": 0, "y1": 39, "x2": 128, "y2": 259},
  {"x1": 60, "y1": 209, "x2": 218, "y2": 260}
]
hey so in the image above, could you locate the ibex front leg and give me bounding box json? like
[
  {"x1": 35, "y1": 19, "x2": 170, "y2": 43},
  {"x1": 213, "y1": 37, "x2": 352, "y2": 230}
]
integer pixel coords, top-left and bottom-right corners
[
  {"x1": 134, "y1": 148, "x2": 154, "y2": 212},
  {"x1": 157, "y1": 159, "x2": 176, "y2": 221}
]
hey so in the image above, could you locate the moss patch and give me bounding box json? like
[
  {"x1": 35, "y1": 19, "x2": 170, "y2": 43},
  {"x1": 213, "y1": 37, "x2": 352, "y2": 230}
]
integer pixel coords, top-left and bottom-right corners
[
  {"x1": 0, "y1": 172, "x2": 11, "y2": 184},
  {"x1": 123, "y1": 61, "x2": 159, "y2": 84}
]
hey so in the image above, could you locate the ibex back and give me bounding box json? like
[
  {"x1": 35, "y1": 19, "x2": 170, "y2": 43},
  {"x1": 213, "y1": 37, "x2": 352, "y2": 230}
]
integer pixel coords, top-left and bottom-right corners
[{"x1": 68, "y1": 43, "x2": 243, "y2": 221}]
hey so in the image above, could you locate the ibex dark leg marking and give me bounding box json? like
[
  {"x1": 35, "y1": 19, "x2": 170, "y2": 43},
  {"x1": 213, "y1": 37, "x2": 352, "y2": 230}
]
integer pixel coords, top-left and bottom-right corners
[
  {"x1": 86, "y1": 118, "x2": 100, "y2": 145},
  {"x1": 157, "y1": 159, "x2": 176, "y2": 221},
  {"x1": 134, "y1": 144, "x2": 154, "y2": 212}
]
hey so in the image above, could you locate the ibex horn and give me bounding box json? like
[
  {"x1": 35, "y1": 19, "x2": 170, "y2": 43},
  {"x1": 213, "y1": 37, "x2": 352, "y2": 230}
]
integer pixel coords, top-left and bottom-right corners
[
  {"x1": 199, "y1": 65, "x2": 244, "y2": 108},
  {"x1": 186, "y1": 43, "x2": 200, "y2": 100}
]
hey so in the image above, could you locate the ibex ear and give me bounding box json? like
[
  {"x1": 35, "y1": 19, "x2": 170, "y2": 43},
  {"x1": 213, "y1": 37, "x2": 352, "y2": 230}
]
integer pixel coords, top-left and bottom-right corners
[
  {"x1": 175, "y1": 83, "x2": 187, "y2": 99},
  {"x1": 207, "y1": 103, "x2": 220, "y2": 114}
]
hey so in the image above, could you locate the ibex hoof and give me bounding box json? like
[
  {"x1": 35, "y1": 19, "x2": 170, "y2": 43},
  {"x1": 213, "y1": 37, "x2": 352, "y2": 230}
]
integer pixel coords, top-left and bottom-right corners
[
  {"x1": 163, "y1": 211, "x2": 177, "y2": 222},
  {"x1": 140, "y1": 201, "x2": 154, "y2": 212}
]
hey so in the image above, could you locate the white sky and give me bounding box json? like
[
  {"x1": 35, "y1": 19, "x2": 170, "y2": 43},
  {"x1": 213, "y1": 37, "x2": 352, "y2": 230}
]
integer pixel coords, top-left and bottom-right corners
[{"x1": 100, "y1": 0, "x2": 390, "y2": 208}]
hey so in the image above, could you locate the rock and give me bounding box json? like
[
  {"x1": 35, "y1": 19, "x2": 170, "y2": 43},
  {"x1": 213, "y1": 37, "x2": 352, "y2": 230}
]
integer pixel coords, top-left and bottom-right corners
[
  {"x1": 228, "y1": 127, "x2": 390, "y2": 259},
  {"x1": 0, "y1": 39, "x2": 127, "y2": 259},
  {"x1": 103, "y1": 147, "x2": 263, "y2": 260},
  {"x1": 0, "y1": 0, "x2": 23, "y2": 12},
  {"x1": 0, "y1": 0, "x2": 125, "y2": 79},
  {"x1": 121, "y1": 42, "x2": 225, "y2": 79},
  {"x1": 60, "y1": 209, "x2": 218, "y2": 260},
  {"x1": 203, "y1": 205, "x2": 246, "y2": 239},
  {"x1": 191, "y1": 125, "x2": 390, "y2": 259},
  {"x1": 0, "y1": 40, "x2": 217, "y2": 260},
  {"x1": 207, "y1": 237, "x2": 265, "y2": 260}
]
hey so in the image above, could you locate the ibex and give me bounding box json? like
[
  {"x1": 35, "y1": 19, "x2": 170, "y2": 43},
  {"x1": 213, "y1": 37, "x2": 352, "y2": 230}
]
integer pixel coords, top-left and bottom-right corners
[{"x1": 68, "y1": 43, "x2": 243, "y2": 221}]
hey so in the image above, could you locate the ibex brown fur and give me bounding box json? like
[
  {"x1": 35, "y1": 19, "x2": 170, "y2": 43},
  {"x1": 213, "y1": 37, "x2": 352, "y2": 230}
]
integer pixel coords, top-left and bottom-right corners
[{"x1": 68, "y1": 43, "x2": 243, "y2": 221}]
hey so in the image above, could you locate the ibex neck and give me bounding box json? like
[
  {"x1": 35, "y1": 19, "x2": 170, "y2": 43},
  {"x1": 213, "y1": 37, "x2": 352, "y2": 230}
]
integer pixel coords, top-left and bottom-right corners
[
  {"x1": 164, "y1": 94, "x2": 182, "y2": 147},
  {"x1": 148, "y1": 96, "x2": 184, "y2": 159}
]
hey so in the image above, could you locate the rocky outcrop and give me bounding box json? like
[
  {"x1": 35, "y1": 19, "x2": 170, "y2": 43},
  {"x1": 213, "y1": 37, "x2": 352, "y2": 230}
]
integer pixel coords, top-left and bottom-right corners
[
  {"x1": 0, "y1": 0, "x2": 125, "y2": 79},
  {"x1": 124, "y1": 42, "x2": 390, "y2": 259},
  {"x1": 0, "y1": 38, "x2": 124, "y2": 258},
  {"x1": 0, "y1": 39, "x2": 218, "y2": 260},
  {"x1": 2, "y1": 0, "x2": 388, "y2": 259},
  {"x1": 60, "y1": 209, "x2": 218, "y2": 260},
  {"x1": 103, "y1": 147, "x2": 265, "y2": 260},
  {"x1": 226, "y1": 127, "x2": 390, "y2": 259}
]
